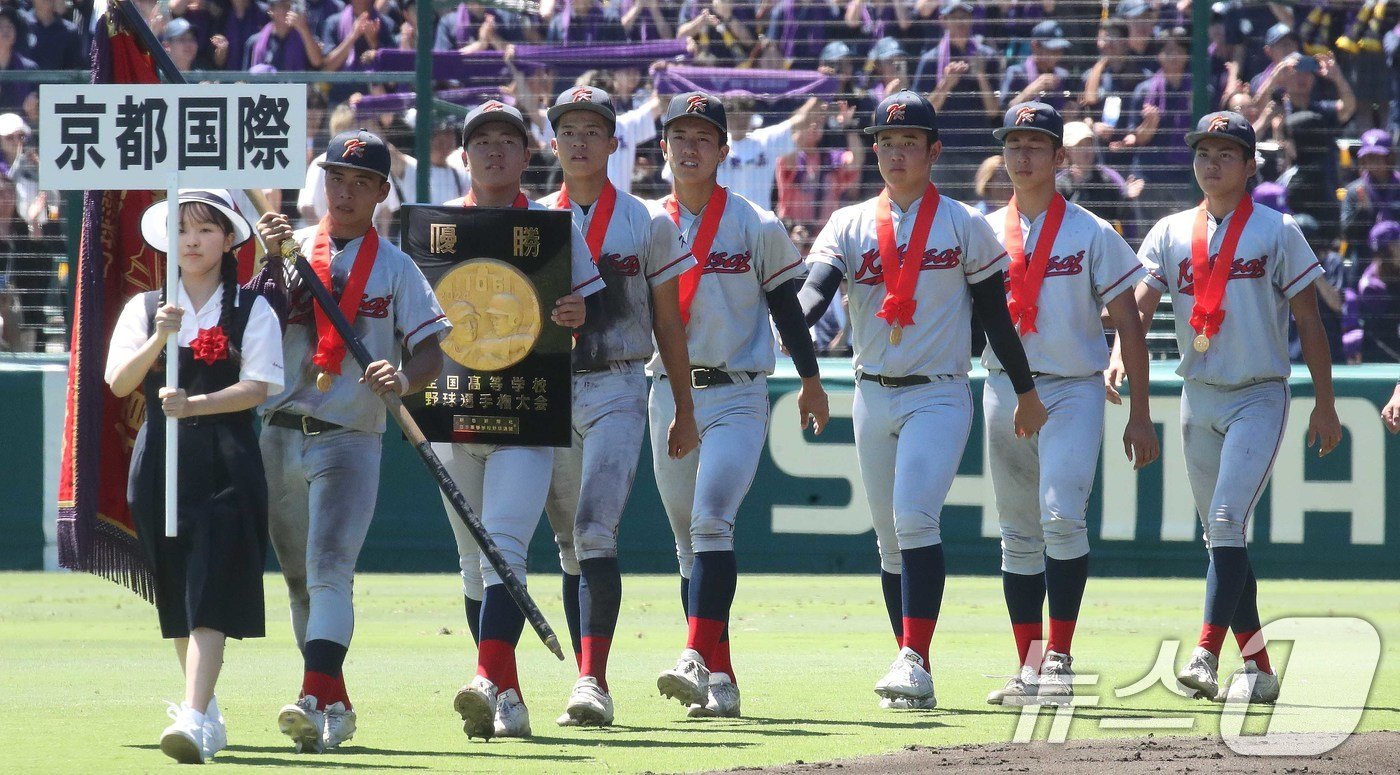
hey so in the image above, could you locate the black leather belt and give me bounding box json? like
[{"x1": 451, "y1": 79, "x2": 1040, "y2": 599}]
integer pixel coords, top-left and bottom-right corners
[
  {"x1": 265, "y1": 411, "x2": 342, "y2": 436},
  {"x1": 660, "y1": 367, "x2": 761, "y2": 389},
  {"x1": 859, "y1": 373, "x2": 933, "y2": 388}
]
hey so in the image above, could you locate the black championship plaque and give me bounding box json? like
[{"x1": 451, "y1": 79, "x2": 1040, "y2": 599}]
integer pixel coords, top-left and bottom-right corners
[{"x1": 401, "y1": 205, "x2": 572, "y2": 446}]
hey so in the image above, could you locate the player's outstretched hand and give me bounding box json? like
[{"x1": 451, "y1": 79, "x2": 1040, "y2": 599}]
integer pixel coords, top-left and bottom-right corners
[
  {"x1": 667, "y1": 410, "x2": 700, "y2": 459},
  {"x1": 1382, "y1": 384, "x2": 1400, "y2": 434},
  {"x1": 1013, "y1": 389, "x2": 1048, "y2": 439},
  {"x1": 798, "y1": 376, "x2": 829, "y2": 436},
  {"x1": 1104, "y1": 352, "x2": 1127, "y2": 404},
  {"x1": 1122, "y1": 414, "x2": 1159, "y2": 470},
  {"x1": 158, "y1": 387, "x2": 190, "y2": 419},
  {"x1": 257, "y1": 211, "x2": 294, "y2": 255},
  {"x1": 1307, "y1": 403, "x2": 1343, "y2": 456},
  {"x1": 551, "y1": 293, "x2": 586, "y2": 328},
  {"x1": 361, "y1": 359, "x2": 407, "y2": 397}
]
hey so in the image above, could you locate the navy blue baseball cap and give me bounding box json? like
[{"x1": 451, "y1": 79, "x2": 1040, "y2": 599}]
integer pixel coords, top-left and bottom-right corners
[
  {"x1": 547, "y1": 85, "x2": 617, "y2": 133},
  {"x1": 462, "y1": 99, "x2": 530, "y2": 144},
  {"x1": 319, "y1": 129, "x2": 391, "y2": 180},
  {"x1": 994, "y1": 101, "x2": 1064, "y2": 143},
  {"x1": 662, "y1": 91, "x2": 728, "y2": 140},
  {"x1": 1032, "y1": 21, "x2": 1071, "y2": 50},
  {"x1": 865, "y1": 90, "x2": 939, "y2": 141},
  {"x1": 1185, "y1": 110, "x2": 1256, "y2": 154}
]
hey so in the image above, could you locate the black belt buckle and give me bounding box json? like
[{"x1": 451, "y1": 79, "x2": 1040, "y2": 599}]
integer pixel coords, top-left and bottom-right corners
[{"x1": 300, "y1": 415, "x2": 322, "y2": 436}]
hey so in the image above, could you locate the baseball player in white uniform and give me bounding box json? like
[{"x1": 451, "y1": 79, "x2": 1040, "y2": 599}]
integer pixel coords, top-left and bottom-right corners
[
  {"x1": 1112, "y1": 111, "x2": 1342, "y2": 704},
  {"x1": 255, "y1": 130, "x2": 450, "y2": 753},
  {"x1": 800, "y1": 90, "x2": 1048, "y2": 711},
  {"x1": 537, "y1": 85, "x2": 699, "y2": 727},
  {"x1": 649, "y1": 91, "x2": 830, "y2": 720},
  {"x1": 436, "y1": 101, "x2": 607, "y2": 741},
  {"x1": 982, "y1": 103, "x2": 1159, "y2": 706}
]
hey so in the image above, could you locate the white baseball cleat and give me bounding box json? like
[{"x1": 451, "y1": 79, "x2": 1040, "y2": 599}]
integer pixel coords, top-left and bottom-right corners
[
  {"x1": 986, "y1": 665, "x2": 1040, "y2": 706},
  {"x1": 493, "y1": 688, "x2": 532, "y2": 738},
  {"x1": 874, "y1": 647, "x2": 936, "y2": 707},
  {"x1": 1177, "y1": 646, "x2": 1220, "y2": 700},
  {"x1": 278, "y1": 695, "x2": 325, "y2": 754},
  {"x1": 687, "y1": 672, "x2": 741, "y2": 718},
  {"x1": 1037, "y1": 651, "x2": 1075, "y2": 704},
  {"x1": 880, "y1": 696, "x2": 935, "y2": 710},
  {"x1": 322, "y1": 701, "x2": 357, "y2": 750},
  {"x1": 160, "y1": 702, "x2": 206, "y2": 764},
  {"x1": 1216, "y1": 660, "x2": 1280, "y2": 705},
  {"x1": 454, "y1": 676, "x2": 498, "y2": 741},
  {"x1": 657, "y1": 648, "x2": 710, "y2": 707},
  {"x1": 562, "y1": 676, "x2": 614, "y2": 727},
  {"x1": 201, "y1": 696, "x2": 227, "y2": 761}
]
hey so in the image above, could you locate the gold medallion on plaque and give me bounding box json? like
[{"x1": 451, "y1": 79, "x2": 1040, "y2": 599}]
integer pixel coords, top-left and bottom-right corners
[{"x1": 436, "y1": 259, "x2": 542, "y2": 371}]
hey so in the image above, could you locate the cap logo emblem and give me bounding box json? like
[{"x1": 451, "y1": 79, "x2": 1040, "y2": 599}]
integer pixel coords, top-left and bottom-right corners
[
  {"x1": 1208, "y1": 115, "x2": 1230, "y2": 133},
  {"x1": 571, "y1": 88, "x2": 593, "y2": 102},
  {"x1": 483, "y1": 101, "x2": 506, "y2": 112},
  {"x1": 686, "y1": 95, "x2": 708, "y2": 113},
  {"x1": 1015, "y1": 106, "x2": 1037, "y2": 125},
  {"x1": 342, "y1": 138, "x2": 368, "y2": 158},
  {"x1": 886, "y1": 103, "x2": 906, "y2": 122}
]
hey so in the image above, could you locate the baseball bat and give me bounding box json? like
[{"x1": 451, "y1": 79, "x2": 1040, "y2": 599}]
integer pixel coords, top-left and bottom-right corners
[{"x1": 277, "y1": 239, "x2": 565, "y2": 662}]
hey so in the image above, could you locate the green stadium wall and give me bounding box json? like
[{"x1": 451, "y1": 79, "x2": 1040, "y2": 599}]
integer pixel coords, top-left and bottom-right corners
[{"x1": 5, "y1": 358, "x2": 1397, "y2": 579}]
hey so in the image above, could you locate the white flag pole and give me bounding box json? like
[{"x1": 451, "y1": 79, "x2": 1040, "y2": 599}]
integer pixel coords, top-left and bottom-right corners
[{"x1": 164, "y1": 175, "x2": 180, "y2": 538}]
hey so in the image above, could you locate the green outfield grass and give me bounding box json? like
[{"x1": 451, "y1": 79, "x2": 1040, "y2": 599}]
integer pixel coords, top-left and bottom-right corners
[{"x1": 0, "y1": 572, "x2": 1396, "y2": 773}]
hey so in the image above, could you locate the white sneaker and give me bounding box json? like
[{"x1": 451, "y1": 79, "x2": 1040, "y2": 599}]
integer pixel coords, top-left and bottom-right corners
[
  {"x1": 874, "y1": 647, "x2": 935, "y2": 706},
  {"x1": 880, "y1": 696, "x2": 935, "y2": 710},
  {"x1": 1177, "y1": 646, "x2": 1220, "y2": 700},
  {"x1": 1038, "y1": 651, "x2": 1074, "y2": 704},
  {"x1": 454, "y1": 676, "x2": 498, "y2": 741},
  {"x1": 657, "y1": 648, "x2": 709, "y2": 706},
  {"x1": 493, "y1": 688, "x2": 532, "y2": 738},
  {"x1": 277, "y1": 695, "x2": 325, "y2": 754},
  {"x1": 160, "y1": 703, "x2": 206, "y2": 764},
  {"x1": 687, "y1": 672, "x2": 741, "y2": 718},
  {"x1": 1217, "y1": 660, "x2": 1281, "y2": 705},
  {"x1": 323, "y1": 701, "x2": 357, "y2": 749},
  {"x1": 201, "y1": 697, "x2": 227, "y2": 761},
  {"x1": 562, "y1": 676, "x2": 614, "y2": 727},
  {"x1": 986, "y1": 665, "x2": 1040, "y2": 706}
]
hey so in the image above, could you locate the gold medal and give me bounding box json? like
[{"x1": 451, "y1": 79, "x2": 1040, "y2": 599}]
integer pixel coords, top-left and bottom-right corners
[
  {"x1": 1192, "y1": 334, "x2": 1211, "y2": 353},
  {"x1": 316, "y1": 371, "x2": 335, "y2": 392},
  {"x1": 889, "y1": 325, "x2": 902, "y2": 345},
  {"x1": 435, "y1": 259, "x2": 542, "y2": 371}
]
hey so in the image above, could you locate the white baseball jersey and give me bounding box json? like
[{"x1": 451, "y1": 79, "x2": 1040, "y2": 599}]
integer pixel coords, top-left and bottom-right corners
[
  {"x1": 645, "y1": 188, "x2": 806, "y2": 375},
  {"x1": 661, "y1": 120, "x2": 797, "y2": 212},
  {"x1": 537, "y1": 187, "x2": 693, "y2": 365},
  {"x1": 807, "y1": 192, "x2": 1009, "y2": 378},
  {"x1": 441, "y1": 196, "x2": 608, "y2": 298},
  {"x1": 262, "y1": 228, "x2": 450, "y2": 434},
  {"x1": 1138, "y1": 202, "x2": 1324, "y2": 386},
  {"x1": 982, "y1": 199, "x2": 1145, "y2": 377}
]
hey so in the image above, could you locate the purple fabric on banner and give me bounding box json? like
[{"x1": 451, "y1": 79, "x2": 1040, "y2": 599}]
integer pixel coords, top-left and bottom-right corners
[
  {"x1": 653, "y1": 65, "x2": 835, "y2": 99},
  {"x1": 369, "y1": 39, "x2": 688, "y2": 79},
  {"x1": 369, "y1": 49, "x2": 534, "y2": 80},
  {"x1": 354, "y1": 87, "x2": 503, "y2": 116}
]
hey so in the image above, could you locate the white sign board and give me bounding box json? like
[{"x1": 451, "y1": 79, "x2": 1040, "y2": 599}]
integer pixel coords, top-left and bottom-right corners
[{"x1": 39, "y1": 84, "x2": 308, "y2": 190}]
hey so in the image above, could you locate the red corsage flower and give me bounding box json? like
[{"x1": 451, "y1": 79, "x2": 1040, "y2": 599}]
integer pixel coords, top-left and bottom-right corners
[{"x1": 191, "y1": 326, "x2": 230, "y2": 365}]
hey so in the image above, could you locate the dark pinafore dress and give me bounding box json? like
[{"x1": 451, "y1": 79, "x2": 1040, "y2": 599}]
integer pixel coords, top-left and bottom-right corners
[{"x1": 127, "y1": 289, "x2": 270, "y2": 640}]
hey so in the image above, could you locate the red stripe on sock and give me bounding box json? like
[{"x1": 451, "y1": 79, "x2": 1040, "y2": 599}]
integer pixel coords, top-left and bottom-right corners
[
  {"x1": 477, "y1": 639, "x2": 521, "y2": 696},
  {"x1": 1234, "y1": 628, "x2": 1273, "y2": 674},
  {"x1": 1047, "y1": 617, "x2": 1077, "y2": 657},
  {"x1": 300, "y1": 671, "x2": 348, "y2": 709},
  {"x1": 686, "y1": 616, "x2": 726, "y2": 666},
  {"x1": 581, "y1": 636, "x2": 612, "y2": 692},
  {"x1": 1012, "y1": 622, "x2": 1044, "y2": 669},
  {"x1": 901, "y1": 617, "x2": 937, "y2": 666},
  {"x1": 1198, "y1": 623, "x2": 1229, "y2": 656},
  {"x1": 709, "y1": 638, "x2": 735, "y2": 685}
]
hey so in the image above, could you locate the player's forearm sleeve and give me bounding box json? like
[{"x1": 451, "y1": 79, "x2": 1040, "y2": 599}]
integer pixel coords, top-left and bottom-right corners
[
  {"x1": 970, "y1": 271, "x2": 1036, "y2": 395},
  {"x1": 767, "y1": 279, "x2": 821, "y2": 379},
  {"x1": 799, "y1": 262, "x2": 843, "y2": 327}
]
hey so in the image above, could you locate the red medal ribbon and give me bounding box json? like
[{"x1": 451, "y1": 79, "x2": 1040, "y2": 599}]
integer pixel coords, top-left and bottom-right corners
[
  {"x1": 1189, "y1": 194, "x2": 1254, "y2": 342},
  {"x1": 1004, "y1": 193, "x2": 1068, "y2": 335},
  {"x1": 464, "y1": 191, "x2": 529, "y2": 208},
  {"x1": 663, "y1": 185, "x2": 728, "y2": 326},
  {"x1": 874, "y1": 183, "x2": 940, "y2": 331},
  {"x1": 557, "y1": 180, "x2": 617, "y2": 264},
  {"x1": 310, "y1": 218, "x2": 380, "y2": 376}
]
